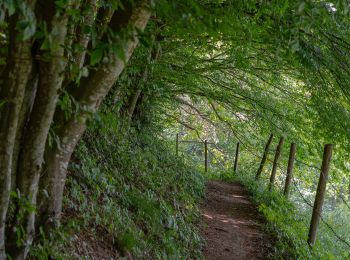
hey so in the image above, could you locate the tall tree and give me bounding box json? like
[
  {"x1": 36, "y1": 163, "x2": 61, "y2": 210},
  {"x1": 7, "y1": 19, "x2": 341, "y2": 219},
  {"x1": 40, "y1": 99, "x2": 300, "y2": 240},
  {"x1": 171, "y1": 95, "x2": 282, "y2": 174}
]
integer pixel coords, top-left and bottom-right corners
[{"x1": 0, "y1": 0, "x2": 151, "y2": 258}]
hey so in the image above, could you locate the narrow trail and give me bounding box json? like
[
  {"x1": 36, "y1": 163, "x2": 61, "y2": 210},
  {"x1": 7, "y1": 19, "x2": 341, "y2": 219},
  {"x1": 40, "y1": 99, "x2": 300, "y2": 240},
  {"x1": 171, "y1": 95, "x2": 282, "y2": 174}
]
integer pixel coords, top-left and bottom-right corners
[{"x1": 201, "y1": 180, "x2": 274, "y2": 260}]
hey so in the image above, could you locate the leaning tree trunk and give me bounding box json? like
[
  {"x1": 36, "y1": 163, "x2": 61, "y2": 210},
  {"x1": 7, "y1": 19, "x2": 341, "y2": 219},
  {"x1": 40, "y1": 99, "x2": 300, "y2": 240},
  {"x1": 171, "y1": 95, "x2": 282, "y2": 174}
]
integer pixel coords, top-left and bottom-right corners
[
  {"x1": 126, "y1": 39, "x2": 161, "y2": 127},
  {"x1": 37, "y1": 0, "x2": 151, "y2": 229},
  {"x1": 72, "y1": 0, "x2": 97, "y2": 69},
  {"x1": 11, "y1": 63, "x2": 38, "y2": 191},
  {"x1": 0, "y1": 3, "x2": 36, "y2": 257},
  {"x1": 7, "y1": 2, "x2": 70, "y2": 258}
]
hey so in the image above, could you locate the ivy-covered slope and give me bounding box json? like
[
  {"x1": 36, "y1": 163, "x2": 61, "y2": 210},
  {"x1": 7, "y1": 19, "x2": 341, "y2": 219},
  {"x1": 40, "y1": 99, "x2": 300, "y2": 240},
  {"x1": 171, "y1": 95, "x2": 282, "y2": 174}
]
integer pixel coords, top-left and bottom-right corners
[{"x1": 31, "y1": 112, "x2": 205, "y2": 259}]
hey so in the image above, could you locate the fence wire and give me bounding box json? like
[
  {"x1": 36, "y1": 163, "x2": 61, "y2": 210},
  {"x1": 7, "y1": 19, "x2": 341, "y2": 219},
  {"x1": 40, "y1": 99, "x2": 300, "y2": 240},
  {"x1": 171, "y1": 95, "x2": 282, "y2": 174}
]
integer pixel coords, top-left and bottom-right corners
[{"x1": 174, "y1": 132, "x2": 350, "y2": 252}]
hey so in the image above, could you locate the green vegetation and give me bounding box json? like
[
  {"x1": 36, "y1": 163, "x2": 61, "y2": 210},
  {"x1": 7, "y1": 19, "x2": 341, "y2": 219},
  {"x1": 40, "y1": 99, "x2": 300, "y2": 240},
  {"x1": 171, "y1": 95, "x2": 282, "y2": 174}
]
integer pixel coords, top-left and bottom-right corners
[
  {"x1": 1, "y1": 0, "x2": 350, "y2": 259},
  {"x1": 67, "y1": 126, "x2": 203, "y2": 258},
  {"x1": 231, "y1": 170, "x2": 350, "y2": 259},
  {"x1": 31, "y1": 108, "x2": 205, "y2": 258}
]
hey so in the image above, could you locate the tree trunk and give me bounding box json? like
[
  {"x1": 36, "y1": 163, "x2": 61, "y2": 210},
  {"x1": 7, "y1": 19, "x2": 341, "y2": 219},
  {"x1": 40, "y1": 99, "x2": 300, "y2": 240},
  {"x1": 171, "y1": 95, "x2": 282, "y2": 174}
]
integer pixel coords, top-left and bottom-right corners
[
  {"x1": 37, "y1": 0, "x2": 151, "y2": 229},
  {"x1": 8, "y1": 2, "x2": 70, "y2": 257},
  {"x1": 11, "y1": 63, "x2": 38, "y2": 190},
  {"x1": 72, "y1": 0, "x2": 97, "y2": 69},
  {"x1": 127, "y1": 88, "x2": 143, "y2": 123},
  {"x1": 125, "y1": 38, "x2": 160, "y2": 127},
  {"x1": 0, "y1": 3, "x2": 36, "y2": 257},
  {"x1": 256, "y1": 134, "x2": 274, "y2": 179}
]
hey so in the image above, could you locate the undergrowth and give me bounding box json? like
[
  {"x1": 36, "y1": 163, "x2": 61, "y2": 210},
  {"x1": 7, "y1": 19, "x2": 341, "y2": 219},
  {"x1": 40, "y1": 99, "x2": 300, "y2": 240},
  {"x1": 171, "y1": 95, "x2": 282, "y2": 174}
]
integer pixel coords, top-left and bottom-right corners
[{"x1": 31, "y1": 114, "x2": 205, "y2": 259}]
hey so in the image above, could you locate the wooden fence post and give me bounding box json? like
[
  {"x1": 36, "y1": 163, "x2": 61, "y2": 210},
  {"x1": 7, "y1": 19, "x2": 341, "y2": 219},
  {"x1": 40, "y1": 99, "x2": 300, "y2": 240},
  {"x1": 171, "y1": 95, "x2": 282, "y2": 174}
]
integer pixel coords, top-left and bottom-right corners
[
  {"x1": 176, "y1": 134, "x2": 179, "y2": 156},
  {"x1": 307, "y1": 144, "x2": 333, "y2": 246},
  {"x1": 204, "y1": 140, "x2": 208, "y2": 173},
  {"x1": 269, "y1": 137, "x2": 285, "y2": 190},
  {"x1": 256, "y1": 134, "x2": 274, "y2": 179},
  {"x1": 283, "y1": 143, "x2": 296, "y2": 197},
  {"x1": 234, "y1": 142, "x2": 240, "y2": 173}
]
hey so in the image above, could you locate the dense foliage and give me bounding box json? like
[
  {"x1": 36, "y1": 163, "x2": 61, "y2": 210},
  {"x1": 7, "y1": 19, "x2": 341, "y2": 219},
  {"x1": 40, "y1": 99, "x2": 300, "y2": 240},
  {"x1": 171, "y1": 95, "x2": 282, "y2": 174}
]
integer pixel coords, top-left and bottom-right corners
[
  {"x1": 31, "y1": 113, "x2": 204, "y2": 259},
  {"x1": 1, "y1": 0, "x2": 350, "y2": 258},
  {"x1": 233, "y1": 169, "x2": 350, "y2": 259}
]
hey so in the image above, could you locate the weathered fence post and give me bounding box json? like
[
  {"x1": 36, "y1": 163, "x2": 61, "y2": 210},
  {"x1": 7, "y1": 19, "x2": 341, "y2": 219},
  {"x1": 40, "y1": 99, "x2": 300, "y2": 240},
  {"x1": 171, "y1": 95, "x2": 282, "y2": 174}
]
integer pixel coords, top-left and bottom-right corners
[
  {"x1": 269, "y1": 137, "x2": 284, "y2": 190},
  {"x1": 234, "y1": 142, "x2": 240, "y2": 173},
  {"x1": 256, "y1": 134, "x2": 274, "y2": 179},
  {"x1": 307, "y1": 144, "x2": 333, "y2": 246},
  {"x1": 283, "y1": 143, "x2": 296, "y2": 197},
  {"x1": 204, "y1": 140, "x2": 208, "y2": 173},
  {"x1": 176, "y1": 133, "x2": 179, "y2": 156}
]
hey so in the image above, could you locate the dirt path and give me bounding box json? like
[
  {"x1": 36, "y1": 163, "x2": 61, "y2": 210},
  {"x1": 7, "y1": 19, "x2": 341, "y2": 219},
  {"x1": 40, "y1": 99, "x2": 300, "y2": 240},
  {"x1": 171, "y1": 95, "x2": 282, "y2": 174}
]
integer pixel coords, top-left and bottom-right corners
[{"x1": 201, "y1": 180, "x2": 274, "y2": 260}]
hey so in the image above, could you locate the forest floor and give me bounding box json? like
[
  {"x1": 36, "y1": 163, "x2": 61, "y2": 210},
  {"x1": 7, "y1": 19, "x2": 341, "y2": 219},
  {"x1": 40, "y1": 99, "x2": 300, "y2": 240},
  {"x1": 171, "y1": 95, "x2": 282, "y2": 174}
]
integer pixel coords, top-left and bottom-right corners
[{"x1": 200, "y1": 180, "x2": 274, "y2": 260}]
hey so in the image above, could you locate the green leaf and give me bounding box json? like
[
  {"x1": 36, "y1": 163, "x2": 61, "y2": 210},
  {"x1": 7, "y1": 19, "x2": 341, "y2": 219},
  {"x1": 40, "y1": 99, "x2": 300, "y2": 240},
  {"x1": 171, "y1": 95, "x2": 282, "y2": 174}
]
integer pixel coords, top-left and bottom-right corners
[
  {"x1": 120, "y1": 232, "x2": 136, "y2": 250},
  {"x1": 90, "y1": 48, "x2": 104, "y2": 66},
  {"x1": 16, "y1": 20, "x2": 36, "y2": 41},
  {"x1": 0, "y1": 99, "x2": 6, "y2": 110},
  {"x1": 40, "y1": 36, "x2": 51, "y2": 50},
  {"x1": 112, "y1": 44, "x2": 126, "y2": 62}
]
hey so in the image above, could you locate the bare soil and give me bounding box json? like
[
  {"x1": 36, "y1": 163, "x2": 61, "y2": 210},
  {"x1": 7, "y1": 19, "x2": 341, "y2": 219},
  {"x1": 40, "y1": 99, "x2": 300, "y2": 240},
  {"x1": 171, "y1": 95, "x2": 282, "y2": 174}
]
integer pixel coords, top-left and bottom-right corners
[
  {"x1": 201, "y1": 180, "x2": 274, "y2": 260},
  {"x1": 68, "y1": 227, "x2": 120, "y2": 260}
]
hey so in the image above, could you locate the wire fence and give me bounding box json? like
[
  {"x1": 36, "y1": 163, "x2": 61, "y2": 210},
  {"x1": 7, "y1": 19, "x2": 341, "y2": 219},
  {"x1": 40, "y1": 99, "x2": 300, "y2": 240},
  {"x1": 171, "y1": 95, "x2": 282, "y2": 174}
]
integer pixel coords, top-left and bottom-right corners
[{"x1": 175, "y1": 133, "x2": 350, "y2": 254}]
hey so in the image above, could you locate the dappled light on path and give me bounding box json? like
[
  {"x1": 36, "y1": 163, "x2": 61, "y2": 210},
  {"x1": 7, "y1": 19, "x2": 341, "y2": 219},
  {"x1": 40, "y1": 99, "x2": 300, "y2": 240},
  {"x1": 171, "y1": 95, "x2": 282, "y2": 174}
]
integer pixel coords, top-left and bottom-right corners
[{"x1": 201, "y1": 181, "x2": 274, "y2": 259}]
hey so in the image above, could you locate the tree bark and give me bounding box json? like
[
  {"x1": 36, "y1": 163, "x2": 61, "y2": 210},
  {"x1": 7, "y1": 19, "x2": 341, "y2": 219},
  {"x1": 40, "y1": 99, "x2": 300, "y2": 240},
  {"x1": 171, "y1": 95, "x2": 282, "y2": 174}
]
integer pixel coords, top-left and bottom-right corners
[
  {"x1": 8, "y1": 2, "x2": 70, "y2": 257},
  {"x1": 11, "y1": 62, "x2": 38, "y2": 190},
  {"x1": 72, "y1": 0, "x2": 97, "y2": 69},
  {"x1": 0, "y1": 2, "x2": 36, "y2": 257},
  {"x1": 37, "y1": 0, "x2": 151, "y2": 229},
  {"x1": 255, "y1": 134, "x2": 274, "y2": 179},
  {"x1": 127, "y1": 88, "x2": 143, "y2": 123},
  {"x1": 125, "y1": 38, "x2": 160, "y2": 126},
  {"x1": 269, "y1": 136, "x2": 284, "y2": 190}
]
